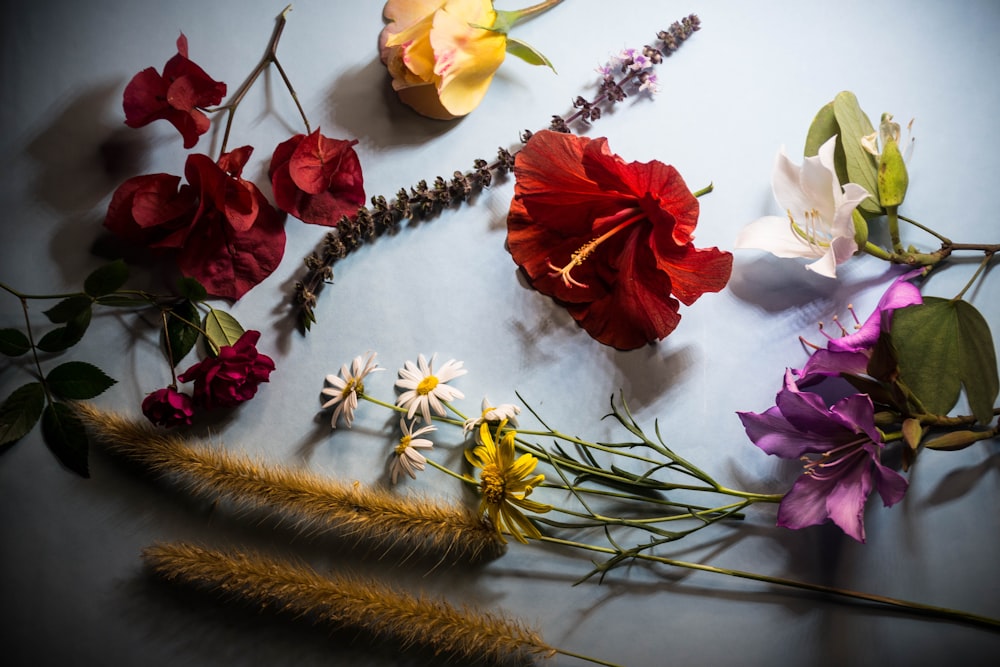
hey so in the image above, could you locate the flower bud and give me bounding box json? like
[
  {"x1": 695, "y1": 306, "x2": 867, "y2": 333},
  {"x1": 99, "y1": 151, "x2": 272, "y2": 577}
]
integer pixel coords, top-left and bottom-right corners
[
  {"x1": 923, "y1": 430, "x2": 982, "y2": 451},
  {"x1": 877, "y1": 113, "x2": 909, "y2": 208}
]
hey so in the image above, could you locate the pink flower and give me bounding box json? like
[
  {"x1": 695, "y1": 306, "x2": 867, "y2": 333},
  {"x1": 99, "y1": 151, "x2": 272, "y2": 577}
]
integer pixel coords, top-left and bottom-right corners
[
  {"x1": 141, "y1": 386, "x2": 195, "y2": 428},
  {"x1": 177, "y1": 330, "x2": 275, "y2": 409},
  {"x1": 123, "y1": 34, "x2": 227, "y2": 148}
]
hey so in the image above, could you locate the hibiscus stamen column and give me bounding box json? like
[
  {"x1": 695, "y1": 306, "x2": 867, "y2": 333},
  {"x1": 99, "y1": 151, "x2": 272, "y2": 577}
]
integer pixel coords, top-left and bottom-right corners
[{"x1": 546, "y1": 209, "x2": 645, "y2": 288}]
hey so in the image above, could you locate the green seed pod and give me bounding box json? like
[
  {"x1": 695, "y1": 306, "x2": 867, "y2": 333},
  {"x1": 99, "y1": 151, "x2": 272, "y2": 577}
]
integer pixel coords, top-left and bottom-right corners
[{"x1": 877, "y1": 114, "x2": 909, "y2": 207}]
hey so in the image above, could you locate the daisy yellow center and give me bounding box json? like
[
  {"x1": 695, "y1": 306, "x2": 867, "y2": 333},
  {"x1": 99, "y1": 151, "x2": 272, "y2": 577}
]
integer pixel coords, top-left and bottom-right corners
[
  {"x1": 342, "y1": 378, "x2": 362, "y2": 397},
  {"x1": 480, "y1": 464, "x2": 507, "y2": 505},
  {"x1": 395, "y1": 434, "x2": 412, "y2": 455},
  {"x1": 416, "y1": 375, "x2": 439, "y2": 395}
]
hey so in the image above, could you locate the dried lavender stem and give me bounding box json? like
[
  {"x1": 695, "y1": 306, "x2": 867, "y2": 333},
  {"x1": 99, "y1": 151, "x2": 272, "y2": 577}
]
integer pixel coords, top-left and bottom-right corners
[
  {"x1": 74, "y1": 403, "x2": 502, "y2": 562},
  {"x1": 293, "y1": 15, "x2": 701, "y2": 330}
]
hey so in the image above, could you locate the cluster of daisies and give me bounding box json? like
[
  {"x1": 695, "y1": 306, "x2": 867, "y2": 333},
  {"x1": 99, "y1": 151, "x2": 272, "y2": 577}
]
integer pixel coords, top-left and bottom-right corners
[{"x1": 320, "y1": 352, "x2": 521, "y2": 485}]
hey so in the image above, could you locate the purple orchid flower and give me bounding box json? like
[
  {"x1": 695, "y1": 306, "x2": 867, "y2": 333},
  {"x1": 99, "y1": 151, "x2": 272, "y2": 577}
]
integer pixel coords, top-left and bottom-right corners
[
  {"x1": 797, "y1": 269, "x2": 923, "y2": 384},
  {"x1": 738, "y1": 369, "x2": 908, "y2": 542}
]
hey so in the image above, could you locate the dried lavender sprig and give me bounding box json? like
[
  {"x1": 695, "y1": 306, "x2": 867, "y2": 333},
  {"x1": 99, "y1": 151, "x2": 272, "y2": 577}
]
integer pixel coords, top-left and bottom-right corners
[{"x1": 293, "y1": 15, "x2": 701, "y2": 331}]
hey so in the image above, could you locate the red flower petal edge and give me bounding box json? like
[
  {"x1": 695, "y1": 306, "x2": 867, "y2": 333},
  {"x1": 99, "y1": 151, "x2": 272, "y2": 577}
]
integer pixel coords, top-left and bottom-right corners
[
  {"x1": 268, "y1": 129, "x2": 366, "y2": 226},
  {"x1": 506, "y1": 130, "x2": 733, "y2": 350},
  {"x1": 123, "y1": 34, "x2": 226, "y2": 149}
]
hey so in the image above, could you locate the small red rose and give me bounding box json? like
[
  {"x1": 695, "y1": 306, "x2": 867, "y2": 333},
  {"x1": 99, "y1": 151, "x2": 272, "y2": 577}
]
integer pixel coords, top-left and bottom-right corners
[
  {"x1": 123, "y1": 34, "x2": 227, "y2": 149},
  {"x1": 269, "y1": 129, "x2": 366, "y2": 226},
  {"x1": 141, "y1": 386, "x2": 195, "y2": 428},
  {"x1": 177, "y1": 330, "x2": 275, "y2": 410},
  {"x1": 506, "y1": 130, "x2": 733, "y2": 350}
]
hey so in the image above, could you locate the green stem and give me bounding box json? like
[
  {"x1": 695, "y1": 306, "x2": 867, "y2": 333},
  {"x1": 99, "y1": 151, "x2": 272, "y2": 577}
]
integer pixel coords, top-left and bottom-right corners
[
  {"x1": 534, "y1": 536, "x2": 1000, "y2": 631},
  {"x1": 1, "y1": 282, "x2": 85, "y2": 300},
  {"x1": 886, "y1": 206, "x2": 903, "y2": 254},
  {"x1": 552, "y1": 647, "x2": 624, "y2": 667},
  {"x1": 897, "y1": 214, "x2": 952, "y2": 244},
  {"x1": 508, "y1": 0, "x2": 564, "y2": 24},
  {"x1": 693, "y1": 183, "x2": 714, "y2": 198},
  {"x1": 16, "y1": 297, "x2": 52, "y2": 403},
  {"x1": 953, "y1": 250, "x2": 996, "y2": 301}
]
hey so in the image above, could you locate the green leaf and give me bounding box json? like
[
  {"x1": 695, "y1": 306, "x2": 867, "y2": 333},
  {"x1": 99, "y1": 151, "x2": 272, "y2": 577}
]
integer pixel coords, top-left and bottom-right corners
[
  {"x1": 83, "y1": 259, "x2": 129, "y2": 297},
  {"x1": 506, "y1": 37, "x2": 557, "y2": 71},
  {"x1": 36, "y1": 307, "x2": 92, "y2": 353},
  {"x1": 954, "y1": 300, "x2": 999, "y2": 424},
  {"x1": 45, "y1": 361, "x2": 116, "y2": 400},
  {"x1": 804, "y1": 100, "x2": 848, "y2": 182},
  {"x1": 204, "y1": 308, "x2": 244, "y2": 355},
  {"x1": 43, "y1": 295, "x2": 92, "y2": 323},
  {"x1": 0, "y1": 328, "x2": 31, "y2": 356},
  {"x1": 893, "y1": 298, "x2": 960, "y2": 416},
  {"x1": 177, "y1": 276, "x2": 208, "y2": 302},
  {"x1": 0, "y1": 382, "x2": 46, "y2": 446},
  {"x1": 41, "y1": 402, "x2": 89, "y2": 478},
  {"x1": 892, "y1": 297, "x2": 998, "y2": 422},
  {"x1": 832, "y1": 91, "x2": 881, "y2": 216},
  {"x1": 94, "y1": 295, "x2": 153, "y2": 308},
  {"x1": 166, "y1": 300, "x2": 201, "y2": 365}
]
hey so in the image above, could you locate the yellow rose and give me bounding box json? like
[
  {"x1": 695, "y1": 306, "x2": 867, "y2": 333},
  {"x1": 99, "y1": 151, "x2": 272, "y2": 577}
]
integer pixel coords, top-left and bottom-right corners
[{"x1": 379, "y1": 0, "x2": 507, "y2": 120}]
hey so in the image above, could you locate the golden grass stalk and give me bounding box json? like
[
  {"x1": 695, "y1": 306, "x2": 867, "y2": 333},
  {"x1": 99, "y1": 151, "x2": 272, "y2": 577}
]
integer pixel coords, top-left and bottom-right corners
[
  {"x1": 75, "y1": 403, "x2": 502, "y2": 562},
  {"x1": 143, "y1": 542, "x2": 555, "y2": 665}
]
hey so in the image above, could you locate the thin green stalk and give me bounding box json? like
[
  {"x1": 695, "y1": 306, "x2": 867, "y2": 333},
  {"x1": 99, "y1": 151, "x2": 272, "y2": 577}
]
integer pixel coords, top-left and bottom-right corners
[
  {"x1": 953, "y1": 250, "x2": 996, "y2": 301},
  {"x1": 535, "y1": 536, "x2": 1000, "y2": 631}
]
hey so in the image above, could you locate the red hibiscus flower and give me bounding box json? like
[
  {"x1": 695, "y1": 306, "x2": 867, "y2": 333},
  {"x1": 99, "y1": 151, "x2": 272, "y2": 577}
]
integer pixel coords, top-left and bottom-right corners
[
  {"x1": 268, "y1": 129, "x2": 366, "y2": 226},
  {"x1": 506, "y1": 130, "x2": 732, "y2": 350},
  {"x1": 104, "y1": 146, "x2": 286, "y2": 300},
  {"x1": 177, "y1": 330, "x2": 275, "y2": 410},
  {"x1": 123, "y1": 34, "x2": 226, "y2": 148}
]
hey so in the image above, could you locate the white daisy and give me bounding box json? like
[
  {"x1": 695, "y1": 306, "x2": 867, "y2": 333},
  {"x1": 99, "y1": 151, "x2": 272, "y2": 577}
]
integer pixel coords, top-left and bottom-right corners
[
  {"x1": 394, "y1": 353, "x2": 467, "y2": 424},
  {"x1": 321, "y1": 352, "x2": 383, "y2": 428},
  {"x1": 463, "y1": 397, "x2": 521, "y2": 442},
  {"x1": 390, "y1": 419, "x2": 435, "y2": 484}
]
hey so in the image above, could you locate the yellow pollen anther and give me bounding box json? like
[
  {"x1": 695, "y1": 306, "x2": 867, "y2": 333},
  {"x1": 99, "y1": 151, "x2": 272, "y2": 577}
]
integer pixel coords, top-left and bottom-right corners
[
  {"x1": 480, "y1": 464, "x2": 507, "y2": 504},
  {"x1": 395, "y1": 435, "x2": 412, "y2": 454},
  {"x1": 416, "y1": 376, "x2": 438, "y2": 396}
]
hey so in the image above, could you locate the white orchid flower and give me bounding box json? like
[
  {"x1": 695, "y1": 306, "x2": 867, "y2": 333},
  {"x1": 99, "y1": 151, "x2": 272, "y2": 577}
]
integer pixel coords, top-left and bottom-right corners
[{"x1": 736, "y1": 136, "x2": 870, "y2": 278}]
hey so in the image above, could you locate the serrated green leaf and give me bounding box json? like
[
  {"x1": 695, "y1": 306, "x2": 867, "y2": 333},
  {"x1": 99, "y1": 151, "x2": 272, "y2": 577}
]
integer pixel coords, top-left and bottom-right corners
[
  {"x1": 204, "y1": 308, "x2": 244, "y2": 355},
  {"x1": 36, "y1": 307, "x2": 92, "y2": 353},
  {"x1": 0, "y1": 328, "x2": 31, "y2": 356},
  {"x1": 43, "y1": 295, "x2": 92, "y2": 323},
  {"x1": 0, "y1": 382, "x2": 46, "y2": 446},
  {"x1": 84, "y1": 259, "x2": 129, "y2": 297},
  {"x1": 506, "y1": 37, "x2": 556, "y2": 71},
  {"x1": 45, "y1": 361, "x2": 116, "y2": 400},
  {"x1": 177, "y1": 276, "x2": 208, "y2": 302},
  {"x1": 832, "y1": 91, "x2": 881, "y2": 216},
  {"x1": 41, "y1": 402, "x2": 89, "y2": 477},
  {"x1": 166, "y1": 300, "x2": 201, "y2": 365},
  {"x1": 954, "y1": 300, "x2": 999, "y2": 424}
]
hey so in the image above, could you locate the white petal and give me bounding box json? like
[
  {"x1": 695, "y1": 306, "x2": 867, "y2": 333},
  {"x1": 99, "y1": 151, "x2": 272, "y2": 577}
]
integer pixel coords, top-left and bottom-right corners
[{"x1": 735, "y1": 216, "x2": 821, "y2": 259}]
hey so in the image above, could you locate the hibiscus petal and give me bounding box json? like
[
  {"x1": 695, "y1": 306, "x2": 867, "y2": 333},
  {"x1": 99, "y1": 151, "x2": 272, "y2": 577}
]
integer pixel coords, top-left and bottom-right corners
[
  {"x1": 651, "y1": 242, "x2": 732, "y2": 306},
  {"x1": 829, "y1": 393, "x2": 881, "y2": 445},
  {"x1": 567, "y1": 227, "x2": 680, "y2": 350},
  {"x1": 872, "y1": 459, "x2": 909, "y2": 507}
]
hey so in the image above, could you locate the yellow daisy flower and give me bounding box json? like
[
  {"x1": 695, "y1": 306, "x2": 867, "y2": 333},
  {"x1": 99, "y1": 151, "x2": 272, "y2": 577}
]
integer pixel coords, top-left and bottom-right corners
[{"x1": 465, "y1": 421, "x2": 550, "y2": 544}]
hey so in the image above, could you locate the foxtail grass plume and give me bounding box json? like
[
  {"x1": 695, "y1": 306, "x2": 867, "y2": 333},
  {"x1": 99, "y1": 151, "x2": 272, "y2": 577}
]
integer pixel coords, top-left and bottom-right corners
[
  {"x1": 142, "y1": 542, "x2": 556, "y2": 665},
  {"x1": 74, "y1": 403, "x2": 502, "y2": 562}
]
